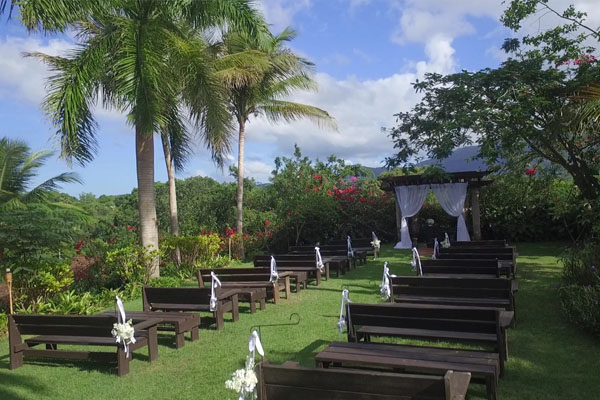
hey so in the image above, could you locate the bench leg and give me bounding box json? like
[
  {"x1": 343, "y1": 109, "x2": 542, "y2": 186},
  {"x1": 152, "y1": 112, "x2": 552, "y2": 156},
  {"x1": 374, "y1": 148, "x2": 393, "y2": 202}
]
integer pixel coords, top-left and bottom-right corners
[
  {"x1": 325, "y1": 265, "x2": 330, "y2": 280},
  {"x1": 259, "y1": 298, "x2": 266, "y2": 311},
  {"x1": 250, "y1": 300, "x2": 257, "y2": 314},
  {"x1": 117, "y1": 348, "x2": 130, "y2": 377},
  {"x1": 232, "y1": 295, "x2": 240, "y2": 322},
  {"x1": 191, "y1": 326, "x2": 199, "y2": 342},
  {"x1": 215, "y1": 310, "x2": 225, "y2": 330},
  {"x1": 316, "y1": 270, "x2": 322, "y2": 286},
  {"x1": 8, "y1": 316, "x2": 24, "y2": 370},
  {"x1": 487, "y1": 376, "x2": 498, "y2": 400},
  {"x1": 147, "y1": 326, "x2": 158, "y2": 361},
  {"x1": 46, "y1": 344, "x2": 57, "y2": 350},
  {"x1": 273, "y1": 285, "x2": 280, "y2": 305},
  {"x1": 175, "y1": 332, "x2": 185, "y2": 349},
  {"x1": 284, "y1": 276, "x2": 291, "y2": 299}
]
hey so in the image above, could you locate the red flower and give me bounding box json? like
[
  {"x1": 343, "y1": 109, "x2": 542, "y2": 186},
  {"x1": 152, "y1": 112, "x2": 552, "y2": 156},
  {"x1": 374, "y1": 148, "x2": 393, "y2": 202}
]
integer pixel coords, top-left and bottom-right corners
[
  {"x1": 313, "y1": 186, "x2": 320, "y2": 191},
  {"x1": 359, "y1": 198, "x2": 367, "y2": 203},
  {"x1": 127, "y1": 226, "x2": 136, "y2": 231},
  {"x1": 595, "y1": 156, "x2": 600, "y2": 163},
  {"x1": 574, "y1": 59, "x2": 582, "y2": 65},
  {"x1": 74, "y1": 241, "x2": 85, "y2": 250},
  {"x1": 556, "y1": 196, "x2": 561, "y2": 201},
  {"x1": 524, "y1": 168, "x2": 537, "y2": 176},
  {"x1": 327, "y1": 189, "x2": 333, "y2": 196},
  {"x1": 285, "y1": 209, "x2": 292, "y2": 216},
  {"x1": 265, "y1": 220, "x2": 270, "y2": 227},
  {"x1": 225, "y1": 228, "x2": 235, "y2": 237}
]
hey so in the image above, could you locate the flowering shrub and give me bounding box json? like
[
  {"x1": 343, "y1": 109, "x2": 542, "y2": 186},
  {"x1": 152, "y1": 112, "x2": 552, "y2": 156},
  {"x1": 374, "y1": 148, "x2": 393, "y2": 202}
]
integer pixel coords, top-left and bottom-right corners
[{"x1": 161, "y1": 233, "x2": 226, "y2": 276}]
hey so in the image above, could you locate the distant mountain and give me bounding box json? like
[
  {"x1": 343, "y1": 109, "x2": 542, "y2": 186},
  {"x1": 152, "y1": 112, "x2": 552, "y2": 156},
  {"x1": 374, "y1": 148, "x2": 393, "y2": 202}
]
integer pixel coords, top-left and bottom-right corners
[{"x1": 366, "y1": 146, "x2": 486, "y2": 177}]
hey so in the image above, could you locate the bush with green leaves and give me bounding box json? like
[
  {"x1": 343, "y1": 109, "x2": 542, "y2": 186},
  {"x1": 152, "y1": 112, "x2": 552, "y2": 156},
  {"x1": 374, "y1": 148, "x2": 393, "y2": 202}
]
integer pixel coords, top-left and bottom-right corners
[
  {"x1": 161, "y1": 234, "x2": 227, "y2": 277},
  {"x1": 560, "y1": 243, "x2": 600, "y2": 335}
]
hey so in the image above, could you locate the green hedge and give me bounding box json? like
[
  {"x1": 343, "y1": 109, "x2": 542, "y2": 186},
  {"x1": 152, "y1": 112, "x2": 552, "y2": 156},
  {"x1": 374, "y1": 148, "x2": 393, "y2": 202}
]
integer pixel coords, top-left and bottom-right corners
[
  {"x1": 560, "y1": 285, "x2": 600, "y2": 336},
  {"x1": 0, "y1": 312, "x2": 7, "y2": 335}
]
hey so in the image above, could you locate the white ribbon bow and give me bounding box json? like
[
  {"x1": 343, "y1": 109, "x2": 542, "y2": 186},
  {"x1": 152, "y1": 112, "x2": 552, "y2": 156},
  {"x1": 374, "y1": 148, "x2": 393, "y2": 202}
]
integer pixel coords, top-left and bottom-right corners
[
  {"x1": 433, "y1": 238, "x2": 440, "y2": 260},
  {"x1": 442, "y1": 232, "x2": 451, "y2": 248},
  {"x1": 269, "y1": 256, "x2": 279, "y2": 283},
  {"x1": 411, "y1": 247, "x2": 423, "y2": 276},
  {"x1": 210, "y1": 271, "x2": 222, "y2": 312},
  {"x1": 336, "y1": 289, "x2": 352, "y2": 336},
  {"x1": 347, "y1": 236, "x2": 354, "y2": 258},
  {"x1": 315, "y1": 247, "x2": 325, "y2": 271},
  {"x1": 114, "y1": 295, "x2": 136, "y2": 358},
  {"x1": 380, "y1": 262, "x2": 396, "y2": 300},
  {"x1": 248, "y1": 330, "x2": 265, "y2": 363}
]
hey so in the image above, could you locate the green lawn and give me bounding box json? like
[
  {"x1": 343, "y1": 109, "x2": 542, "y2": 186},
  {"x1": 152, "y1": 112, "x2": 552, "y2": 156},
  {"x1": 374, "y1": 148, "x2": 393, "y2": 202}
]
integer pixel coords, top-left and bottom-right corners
[{"x1": 1, "y1": 243, "x2": 599, "y2": 399}]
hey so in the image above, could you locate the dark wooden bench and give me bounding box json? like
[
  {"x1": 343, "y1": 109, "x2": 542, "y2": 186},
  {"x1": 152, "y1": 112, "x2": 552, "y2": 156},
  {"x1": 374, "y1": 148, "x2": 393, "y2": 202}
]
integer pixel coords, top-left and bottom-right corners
[
  {"x1": 99, "y1": 310, "x2": 200, "y2": 349},
  {"x1": 329, "y1": 238, "x2": 375, "y2": 256},
  {"x1": 421, "y1": 259, "x2": 510, "y2": 278},
  {"x1": 287, "y1": 247, "x2": 352, "y2": 273},
  {"x1": 450, "y1": 240, "x2": 507, "y2": 247},
  {"x1": 293, "y1": 244, "x2": 368, "y2": 265},
  {"x1": 389, "y1": 276, "x2": 517, "y2": 324},
  {"x1": 316, "y1": 341, "x2": 499, "y2": 400},
  {"x1": 346, "y1": 303, "x2": 512, "y2": 376},
  {"x1": 142, "y1": 286, "x2": 239, "y2": 330},
  {"x1": 253, "y1": 257, "x2": 326, "y2": 285},
  {"x1": 257, "y1": 360, "x2": 471, "y2": 400},
  {"x1": 435, "y1": 253, "x2": 516, "y2": 276},
  {"x1": 8, "y1": 314, "x2": 159, "y2": 376},
  {"x1": 196, "y1": 269, "x2": 290, "y2": 304}
]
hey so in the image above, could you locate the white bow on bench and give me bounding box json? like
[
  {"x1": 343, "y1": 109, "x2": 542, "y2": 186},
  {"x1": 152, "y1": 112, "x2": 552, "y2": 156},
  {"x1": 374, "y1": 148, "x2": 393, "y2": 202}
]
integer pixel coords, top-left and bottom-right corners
[
  {"x1": 270, "y1": 256, "x2": 279, "y2": 283},
  {"x1": 433, "y1": 237, "x2": 440, "y2": 260},
  {"x1": 336, "y1": 289, "x2": 352, "y2": 337},
  {"x1": 347, "y1": 236, "x2": 354, "y2": 258},
  {"x1": 315, "y1": 247, "x2": 325, "y2": 272},
  {"x1": 411, "y1": 247, "x2": 423, "y2": 276},
  {"x1": 210, "y1": 271, "x2": 222, "y2": 312},
  {"x1": 380, "y1": 262, "x2": 395, "y2": 300},
  {"x1": 111, "y1": 296, "x2": 136, "y2": 358}
]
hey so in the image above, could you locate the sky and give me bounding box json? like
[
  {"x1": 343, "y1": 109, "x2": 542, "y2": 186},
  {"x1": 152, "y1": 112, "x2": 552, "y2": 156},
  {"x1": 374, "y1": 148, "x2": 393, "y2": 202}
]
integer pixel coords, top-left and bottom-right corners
[{"x1": 1, "y1": 0, "x2": 599, "y2": 197}]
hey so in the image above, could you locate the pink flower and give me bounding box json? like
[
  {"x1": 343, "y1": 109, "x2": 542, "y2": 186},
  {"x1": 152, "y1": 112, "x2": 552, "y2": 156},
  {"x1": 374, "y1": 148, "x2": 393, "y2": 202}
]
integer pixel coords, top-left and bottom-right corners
[
  {"x1": 339, "y1": 179, "x2": 345, "y2": 185},
  {"x1": 265, "y1": 220, "x2": 270, "y2": 227},
  {"x1": 350, "y1": 176, "x2": 357, "y2": 182},
  {"x1": 524, "y1": 168, "x2": 537, "y2": 176}
]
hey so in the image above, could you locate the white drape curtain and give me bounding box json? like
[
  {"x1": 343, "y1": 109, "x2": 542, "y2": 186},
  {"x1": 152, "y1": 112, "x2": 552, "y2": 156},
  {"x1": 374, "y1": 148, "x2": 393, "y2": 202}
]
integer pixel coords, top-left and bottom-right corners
[
  {"x1": 394, "y1": 185, "x2": 430, "y2": 249},
  {"x1": 431, "y1": 182, "x2": 471, "y2": 242}
]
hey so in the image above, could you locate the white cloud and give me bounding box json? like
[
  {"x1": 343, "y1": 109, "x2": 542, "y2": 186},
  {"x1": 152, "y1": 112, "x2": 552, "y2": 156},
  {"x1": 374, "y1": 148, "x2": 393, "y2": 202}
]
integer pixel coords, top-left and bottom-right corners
[{"x1": 257, "y1": 0, "x2": 312, "y2": 32}]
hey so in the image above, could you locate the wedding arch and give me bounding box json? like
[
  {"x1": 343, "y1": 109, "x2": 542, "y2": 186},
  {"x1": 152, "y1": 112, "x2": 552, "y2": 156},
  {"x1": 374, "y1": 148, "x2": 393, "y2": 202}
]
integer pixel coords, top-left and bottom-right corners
[{"x1": 380, "y1": 171, "x2": 491, "y2": 249}]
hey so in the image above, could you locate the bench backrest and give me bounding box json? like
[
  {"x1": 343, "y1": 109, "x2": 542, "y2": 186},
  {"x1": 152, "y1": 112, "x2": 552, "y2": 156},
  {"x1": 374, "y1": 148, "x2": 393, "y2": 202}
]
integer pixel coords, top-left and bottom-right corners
[
  {"x1": 450, "y1": 240, "x2": 507, "y2": 247},
  {"x1": 10, "y1": 314, "x2": 117, "y2": 337},
  {"x1": 390, "y1": 276, "x2": 511, "y2": 300},
  {"x1": 254, "y1": 255, "x2": 316, "y2": 262},
  {"x1": 328, "y1": 238, "x2": 372, "y2": 247},
  {"x1": 440, "y1": 246, "x2": 515, "y2": 254},
  {"x1": 197, "y1": 270, "x2": 273, "y2": 287},
  {"x1": 436, "y1": 253, "x2": 514, "y2": 261},
  {"x1": 253, "y1": 259, "x2": 316, "y2": 268},
  {"x1": 347, "y1": 303, "x2": 499, "y2": 339},
  {"x1": 143, "y1": 286, "x2": 212, "y2": 308},
  {"x1": 257, "y1": 361, "x2": 470, "y2": 400},
  {"x1": 290, "y1": 245, "x2": 348, "y2": 253},
  {"x1": 421, "y1": 259, "x2": 500, "y2": 268}
]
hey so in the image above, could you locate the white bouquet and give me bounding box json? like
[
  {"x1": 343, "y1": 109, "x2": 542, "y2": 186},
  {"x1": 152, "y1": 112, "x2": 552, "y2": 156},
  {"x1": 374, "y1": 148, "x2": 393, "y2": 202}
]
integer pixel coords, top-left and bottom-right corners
[
  {"x1": 371, "y1": 238, "x2": 381, "y2": 249},
  {"x1": 111, "y1": 319, "x2": 135, "y2": 345},
  {"x1": 226, "y1": 358, "x2": 258, "y2": 399}
]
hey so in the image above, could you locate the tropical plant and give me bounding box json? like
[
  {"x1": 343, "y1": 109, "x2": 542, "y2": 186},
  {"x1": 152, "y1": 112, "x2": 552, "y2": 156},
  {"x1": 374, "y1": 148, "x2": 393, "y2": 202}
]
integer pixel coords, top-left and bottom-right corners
[
  {"x1": 0, "y1": 137, "x2": 80, "y2": 209},
  {"x1": 215, "y1": 27, "x2": 337, "y2": 248},
  {"x1": 30, "y1": 1, "x2": 265, "y2": 277}
]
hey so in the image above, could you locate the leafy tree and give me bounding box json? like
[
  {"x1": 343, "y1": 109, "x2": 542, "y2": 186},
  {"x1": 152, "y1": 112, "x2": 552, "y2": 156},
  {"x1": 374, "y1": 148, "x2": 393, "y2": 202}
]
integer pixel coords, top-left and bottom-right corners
[
  {"x1": 385, "y1": 1, "x2": 600, "y2": 201},
  {"x1": 215, "y1": 27, "x2": 337, "y2": 247},
  {"x1": 29, "y1": 1, "x2": 265, "y2": 277}
]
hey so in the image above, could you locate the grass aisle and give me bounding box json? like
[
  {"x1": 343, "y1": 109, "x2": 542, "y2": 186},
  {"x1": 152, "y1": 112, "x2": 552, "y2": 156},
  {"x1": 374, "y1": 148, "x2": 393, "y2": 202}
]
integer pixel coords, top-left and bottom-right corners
[{"x1": 0, "y1": 243, "x2": 599, "y2": 399}]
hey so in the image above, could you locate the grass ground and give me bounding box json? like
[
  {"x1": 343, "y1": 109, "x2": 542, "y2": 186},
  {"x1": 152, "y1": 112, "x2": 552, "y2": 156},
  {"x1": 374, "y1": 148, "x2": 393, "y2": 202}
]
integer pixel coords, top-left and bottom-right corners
[{"x1": 1, "y1": 243, "x2": 599, "y2": 399}]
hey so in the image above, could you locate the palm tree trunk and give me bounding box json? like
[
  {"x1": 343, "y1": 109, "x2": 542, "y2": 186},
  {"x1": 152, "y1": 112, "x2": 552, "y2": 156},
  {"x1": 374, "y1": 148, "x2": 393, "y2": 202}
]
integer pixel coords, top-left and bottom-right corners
[
  {"x1": 136, "y1": 126, "x2": 160, "y2": 278},
  {"x1": 161, "y1": 133, "x2": 181, "y2": 266},
  {"x1": 161, "y1": 134, "x2": 180, "y2": 237},
  {"x1": 235, "y1": 118, "x2": 246, "y2": 257}
]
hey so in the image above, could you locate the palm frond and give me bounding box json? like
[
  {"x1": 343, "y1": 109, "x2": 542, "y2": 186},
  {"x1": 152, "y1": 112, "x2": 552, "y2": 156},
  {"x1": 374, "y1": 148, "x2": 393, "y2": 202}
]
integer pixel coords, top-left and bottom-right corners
[{"x1": 259, "y1": 100, "x2": 338, "y2": 130}]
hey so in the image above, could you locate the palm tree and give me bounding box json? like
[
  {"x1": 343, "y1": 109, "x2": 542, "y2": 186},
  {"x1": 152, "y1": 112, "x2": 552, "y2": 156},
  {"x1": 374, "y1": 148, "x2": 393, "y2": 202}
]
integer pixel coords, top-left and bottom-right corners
[
  {"x1": 0, "y1": 137, "x2": 80, "y2": 209},
  {"x1": 29, "y1": 1, "x2": 265, "y2": 277},
  {"x1": 216, "y1": 28, "x2": 337, "y2": 242}
]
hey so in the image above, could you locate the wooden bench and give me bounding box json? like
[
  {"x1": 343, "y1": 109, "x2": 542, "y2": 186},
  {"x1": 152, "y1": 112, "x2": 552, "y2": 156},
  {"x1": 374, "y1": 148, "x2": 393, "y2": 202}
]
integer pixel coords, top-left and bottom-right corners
[
  {"x1": 142, "y1": 286, "x2": 239, "y2": 330},
  {"x1": 316, "y1": 341, "x2": 499, "y2": 400},
  {"x1": 435, "y1": 253, "x2": 516, "y2": 276},
  {"x1": 8, "y1": 314, "x2": 159, "y2": 376},
  {"x1": 99, "y1": 310, "x2": 200, "y2": 348},
  {"x1": 291, "y1": 244, "x2": 368, "y2": 265},
  {"x1": 196, "y1": 269, "x2": 290, "y2": 304},
  {"x1": 253, "y1": 257, "x2": 325, "y2": 285},
  {"x1": 329, "y1": 238, "x2": 375, "y2": 256},
  {"x1": 450, "y1": 240, "x2": 507, "y2": 247},
  {"x1": 389, "y1": 276, "x2": 517, "y2": 324},
  {"x1": 257, "y1": 360, "x2": 471, "y2": 400},
  {"x1": 346, "y1": 303, "x2": 512, "y2": 376},
  {"x1": 421, "y1": 259, "x2": 510, "y2": 278},
  {"x1": 286, "y1": 248, "x2": 351, "y2": 274}
]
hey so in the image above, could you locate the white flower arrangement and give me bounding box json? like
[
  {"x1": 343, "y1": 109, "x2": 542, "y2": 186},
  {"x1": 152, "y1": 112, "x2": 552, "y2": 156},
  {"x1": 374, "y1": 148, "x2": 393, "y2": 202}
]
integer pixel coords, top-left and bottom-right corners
[
  {"x1": 426, "y1": 218, "x2": 435, "y2": 226},
  {"x1": 441, "y1": 238, "x2": 451, "y2": 248},
  {"x1": 225, "y1": 357, "x2": 258, "y2": 399},
  {"x1": 371, "y1": 238, "x2": 381, "y2": 249},
  {"x1": 111, "y1": 319, "x2": 135, "y2": 345}
]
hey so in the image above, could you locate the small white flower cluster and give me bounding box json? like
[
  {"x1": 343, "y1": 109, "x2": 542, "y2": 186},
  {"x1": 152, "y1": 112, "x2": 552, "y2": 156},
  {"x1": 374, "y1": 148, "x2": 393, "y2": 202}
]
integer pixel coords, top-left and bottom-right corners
[
  {"x1": 371, "y1": 239, "x2": 381, "y2": 249},
  {"x1": 111, "y1": 319, "x2": 135, "y2": 344},
  {"x1": 441, "y1": 238, "x2": 451, "y2": 248},
  {"x1": 225, "y1": 359, "x2": 258, "y2": 399}
]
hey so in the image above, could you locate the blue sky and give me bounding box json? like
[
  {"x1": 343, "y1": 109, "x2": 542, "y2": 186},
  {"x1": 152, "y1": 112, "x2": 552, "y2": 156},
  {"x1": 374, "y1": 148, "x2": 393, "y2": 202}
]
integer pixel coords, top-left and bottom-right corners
[{"x1": 1, "y1": 0, "x2": 597, "y2": 197}]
